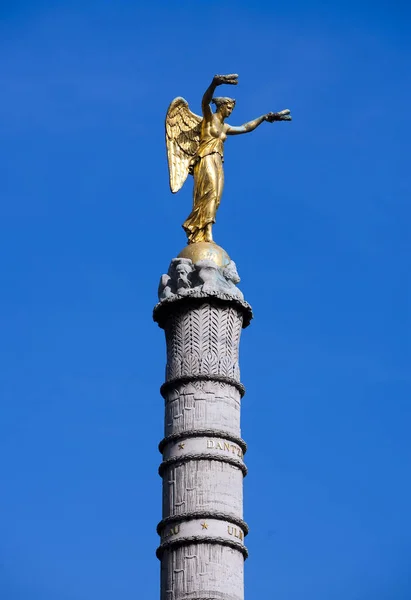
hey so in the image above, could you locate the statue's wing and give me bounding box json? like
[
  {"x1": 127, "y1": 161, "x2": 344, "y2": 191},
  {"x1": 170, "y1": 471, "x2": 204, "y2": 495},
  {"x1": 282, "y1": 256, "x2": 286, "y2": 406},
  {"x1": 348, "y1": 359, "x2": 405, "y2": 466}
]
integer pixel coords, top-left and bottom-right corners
[{"x1": 165, "y1": 97, "x2": 202, "y2": 193}]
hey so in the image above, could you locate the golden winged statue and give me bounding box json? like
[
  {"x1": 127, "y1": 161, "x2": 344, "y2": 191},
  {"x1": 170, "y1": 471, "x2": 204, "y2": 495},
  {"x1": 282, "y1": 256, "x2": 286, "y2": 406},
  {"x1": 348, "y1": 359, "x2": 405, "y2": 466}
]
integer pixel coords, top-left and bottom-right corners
[{"x1": 165, "y1": 74, "x2": 292, "y2": 245}]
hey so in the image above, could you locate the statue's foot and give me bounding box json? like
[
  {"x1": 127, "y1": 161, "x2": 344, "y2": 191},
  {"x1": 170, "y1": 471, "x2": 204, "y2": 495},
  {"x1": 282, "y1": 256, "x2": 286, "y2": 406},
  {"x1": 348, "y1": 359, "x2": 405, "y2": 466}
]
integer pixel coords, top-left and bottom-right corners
[{"x1": 204, "y1": 224, "x2": 213, "y2": 243}]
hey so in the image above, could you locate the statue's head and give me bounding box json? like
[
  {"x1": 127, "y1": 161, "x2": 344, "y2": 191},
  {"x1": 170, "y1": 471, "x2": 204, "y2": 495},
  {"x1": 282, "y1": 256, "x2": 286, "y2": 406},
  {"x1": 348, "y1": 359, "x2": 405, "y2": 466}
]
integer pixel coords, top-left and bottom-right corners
[
  {"x1": 175, "y1": 262, "x2": 192, "y2": 287},
  {"x1": 169, "y1": 258, "x2": 193, "y2": 289},
  {"x1": 212, "y1": 97, "x2": 236, "y2": 119},
  {"x1": 223, "y1": 260, "x2": 240, "y2": 284}
]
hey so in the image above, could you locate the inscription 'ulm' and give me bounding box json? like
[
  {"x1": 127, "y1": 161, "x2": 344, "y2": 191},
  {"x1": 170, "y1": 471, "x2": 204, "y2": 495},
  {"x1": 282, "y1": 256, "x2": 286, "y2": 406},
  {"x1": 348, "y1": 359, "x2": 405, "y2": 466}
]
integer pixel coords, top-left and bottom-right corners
[{"x1": 227, "y1": 525, "x2": 244, "y2": 541}]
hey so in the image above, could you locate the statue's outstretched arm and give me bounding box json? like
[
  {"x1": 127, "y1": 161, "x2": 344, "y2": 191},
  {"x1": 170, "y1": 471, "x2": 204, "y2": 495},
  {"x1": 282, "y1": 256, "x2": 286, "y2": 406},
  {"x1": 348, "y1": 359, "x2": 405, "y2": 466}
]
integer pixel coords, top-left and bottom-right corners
[
  {"x1": 202, "y1": 74, "x2": 238, "y2": 118},
  {"x1": 226, "y1": 115, "x2": 266, "y2": 136},
  {"x1": 226, "y1": 109, "x2": 292, "y2": 136}
]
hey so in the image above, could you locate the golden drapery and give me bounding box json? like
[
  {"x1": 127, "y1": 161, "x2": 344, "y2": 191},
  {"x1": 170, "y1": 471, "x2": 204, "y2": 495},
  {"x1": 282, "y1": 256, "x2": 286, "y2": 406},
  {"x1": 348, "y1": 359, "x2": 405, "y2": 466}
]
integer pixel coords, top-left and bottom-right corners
[{"x1": 182, "y1": 137, "x2": 224, "y2": 244}]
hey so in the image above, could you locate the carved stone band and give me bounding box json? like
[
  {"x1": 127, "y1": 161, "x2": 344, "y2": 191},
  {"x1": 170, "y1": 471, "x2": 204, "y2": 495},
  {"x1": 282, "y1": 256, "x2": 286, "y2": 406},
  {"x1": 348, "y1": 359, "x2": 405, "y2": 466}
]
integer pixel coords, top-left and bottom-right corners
[
  {"x1": 158, "y1": 429, "x2": 247, "y2": 454},
  {"x1": 159, "y1": 518, "x2": 246, "y2": 548},
  {"x1": 153, "y1": 294, "x2": 253, "y2": 329},
  {"x1": 163, "y1": 436, "x2": 244, "y2": 463},
  {"x1": 158, "y1": 453, "x2": 248, "y2": 477},
  {"x1": 157, "y1": 535, "x2": 248, "y2": 560},
  {"x1": 161, "y1": 375, "x2": 246, "y2": 398},
  {"x1": 157, "y1": 511, "x2": 249, "y2": 536}
]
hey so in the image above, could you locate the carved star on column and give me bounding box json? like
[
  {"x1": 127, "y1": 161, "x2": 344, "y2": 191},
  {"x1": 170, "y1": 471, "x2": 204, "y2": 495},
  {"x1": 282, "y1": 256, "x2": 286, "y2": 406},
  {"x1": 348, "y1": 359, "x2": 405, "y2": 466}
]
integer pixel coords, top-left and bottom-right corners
[
  {"x1": 201, "y1": 522, "x2": 208, "y2": 530},
  {"x1": 178, "y1": 443, "x2": 185, "y2": 450}
]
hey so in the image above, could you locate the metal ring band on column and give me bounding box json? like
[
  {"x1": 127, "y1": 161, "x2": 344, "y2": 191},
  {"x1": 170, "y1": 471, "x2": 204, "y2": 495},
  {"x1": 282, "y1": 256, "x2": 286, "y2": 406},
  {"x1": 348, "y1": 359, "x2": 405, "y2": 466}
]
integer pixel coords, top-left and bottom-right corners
[
  {"x1": 158, "y1": 453, "x2": 248, "y2": 477},
  {"x1": 160, "y1": 375, "x2": 246, "y2": 399},
  {"x1": 157, "y1": 511, "x2": 249, "y2": 536},
  {"x1": 156, "y1": 536, "x2": 248, "y2": 560},
  {"x1": 158, "y1": 429, "x2": 247, "y2": 454}
]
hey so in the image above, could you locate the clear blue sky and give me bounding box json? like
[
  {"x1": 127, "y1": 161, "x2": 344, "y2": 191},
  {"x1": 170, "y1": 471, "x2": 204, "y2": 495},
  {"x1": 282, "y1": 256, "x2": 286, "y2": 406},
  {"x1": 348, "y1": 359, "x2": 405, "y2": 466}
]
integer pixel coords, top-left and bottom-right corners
[{"x1": 0, "y1": 1, "x2": 410, "y2": 599}]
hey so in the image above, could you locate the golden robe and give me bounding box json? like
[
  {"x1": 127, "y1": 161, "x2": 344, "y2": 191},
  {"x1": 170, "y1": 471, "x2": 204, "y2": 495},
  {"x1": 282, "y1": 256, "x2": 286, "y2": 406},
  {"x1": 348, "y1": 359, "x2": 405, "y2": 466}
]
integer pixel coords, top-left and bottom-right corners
[{"x1": 183, "y1": 135, "x2": 224, "y2": 244}]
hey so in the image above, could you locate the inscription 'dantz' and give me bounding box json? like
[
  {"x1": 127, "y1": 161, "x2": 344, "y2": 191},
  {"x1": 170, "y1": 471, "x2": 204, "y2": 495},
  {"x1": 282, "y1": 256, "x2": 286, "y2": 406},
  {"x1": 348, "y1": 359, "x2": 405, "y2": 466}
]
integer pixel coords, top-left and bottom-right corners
[{"x1": 207, "y1": 439, "x2": 243, "y2": 459}]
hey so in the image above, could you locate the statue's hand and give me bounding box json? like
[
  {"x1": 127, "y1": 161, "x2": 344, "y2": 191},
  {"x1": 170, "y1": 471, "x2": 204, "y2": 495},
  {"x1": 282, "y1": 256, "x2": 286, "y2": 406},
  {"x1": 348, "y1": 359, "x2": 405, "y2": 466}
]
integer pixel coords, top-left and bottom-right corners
[
  {"x1": 213, "y1": 74, "x2": 239, "y2": 86},
  {"x1": 265, "y1": 109, "x2": 292, "y2": 122}
]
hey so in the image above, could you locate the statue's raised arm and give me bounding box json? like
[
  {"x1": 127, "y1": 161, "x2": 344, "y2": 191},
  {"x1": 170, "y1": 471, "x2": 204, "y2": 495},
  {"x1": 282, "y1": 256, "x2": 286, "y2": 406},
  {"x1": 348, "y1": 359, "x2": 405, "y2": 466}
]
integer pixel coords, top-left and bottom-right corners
[
  {"x1": 165, "y1": 74, "x2": 292, "y2": 245},
  {"x1": 201, "y1": 74, "x2": 238, "y2": 119}
]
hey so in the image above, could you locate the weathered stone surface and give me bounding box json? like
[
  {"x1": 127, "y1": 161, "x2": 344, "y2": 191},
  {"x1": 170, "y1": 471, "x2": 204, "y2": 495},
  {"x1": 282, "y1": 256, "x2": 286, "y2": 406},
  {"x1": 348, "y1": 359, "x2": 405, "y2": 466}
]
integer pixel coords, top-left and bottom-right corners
[
  {"x1": 161, "y1": 460, "x2": 244, "y2": 518},
  {"x1": 158, "y1": 257, "x2": 244, "y2": 301},
  {"x1": 155, "y1": 257, "x2": 250, "y2": 600},
  {"x1": 163, "y1": 380, "x2": 242, "y2": 438},
  {"x1": 160, "y1": 544, "x2": 244, "y2": 600},
  {"x1": 154, "y1": 257, "x2": 253, "y2": 329},
  {"x1": 163, "y1": 302, "x2": 243, "y2": 383}
]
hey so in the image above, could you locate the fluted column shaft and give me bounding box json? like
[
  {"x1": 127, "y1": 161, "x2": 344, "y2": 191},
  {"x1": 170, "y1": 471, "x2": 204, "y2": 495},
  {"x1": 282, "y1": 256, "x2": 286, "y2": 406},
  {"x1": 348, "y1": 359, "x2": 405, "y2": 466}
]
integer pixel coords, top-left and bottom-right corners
[{"x1": 155, "y1": 296, "x2": 250, "y2": 600}]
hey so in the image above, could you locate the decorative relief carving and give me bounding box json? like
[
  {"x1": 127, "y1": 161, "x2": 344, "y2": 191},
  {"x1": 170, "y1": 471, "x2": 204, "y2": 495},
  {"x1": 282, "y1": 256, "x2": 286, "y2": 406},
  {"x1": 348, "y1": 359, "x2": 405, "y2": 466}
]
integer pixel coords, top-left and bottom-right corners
[
  {"x1": 164, "y1": 381, "x2": 241, "y2": 438},
  {"x1": 155, "y1": 257, "x2": 252, "y2": 600},
  {"x1": 161, "y1": 543, "x2": 244, "y2": 600},
  {"x1": 159, "y1": 453, "x2": 247, "y2": 478},
  {"x1": 158, "y1": 258, "x2": 244, "y2": 302},
  {"x1": 163, "y1": 302, "x2": 243, "y2": 382},
  {"x1": 162, "y1": 460, "x2": 243, "y2": 518}
]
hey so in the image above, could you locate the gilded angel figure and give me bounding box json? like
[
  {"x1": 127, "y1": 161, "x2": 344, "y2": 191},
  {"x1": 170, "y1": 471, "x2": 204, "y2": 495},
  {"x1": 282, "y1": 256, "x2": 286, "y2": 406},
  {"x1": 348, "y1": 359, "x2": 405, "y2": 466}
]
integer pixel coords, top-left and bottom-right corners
[{"x1": 165, "y1": 74, "x2": 292, "y2": 245}]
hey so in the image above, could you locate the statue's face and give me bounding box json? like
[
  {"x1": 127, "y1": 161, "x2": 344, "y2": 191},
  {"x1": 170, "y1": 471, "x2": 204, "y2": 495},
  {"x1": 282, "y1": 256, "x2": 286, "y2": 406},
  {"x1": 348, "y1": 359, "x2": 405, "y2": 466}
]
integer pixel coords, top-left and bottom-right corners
[
  {"x1": 221, "y1": 102, "x2": 235, "y2": 118},
  {"x1": 223, "y1": 262, "x2": 240, "y2": 283},
  {"x1": 176, "y1": 264, "x2": 191, "y2": 286}
]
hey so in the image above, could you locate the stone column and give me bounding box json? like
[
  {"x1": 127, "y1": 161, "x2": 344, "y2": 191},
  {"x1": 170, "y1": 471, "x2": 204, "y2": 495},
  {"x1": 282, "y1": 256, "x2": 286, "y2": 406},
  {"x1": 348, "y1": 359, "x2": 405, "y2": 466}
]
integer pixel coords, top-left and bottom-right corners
[{"x1": 154, "y1": 250, "x2": 252, "y2": 600}]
